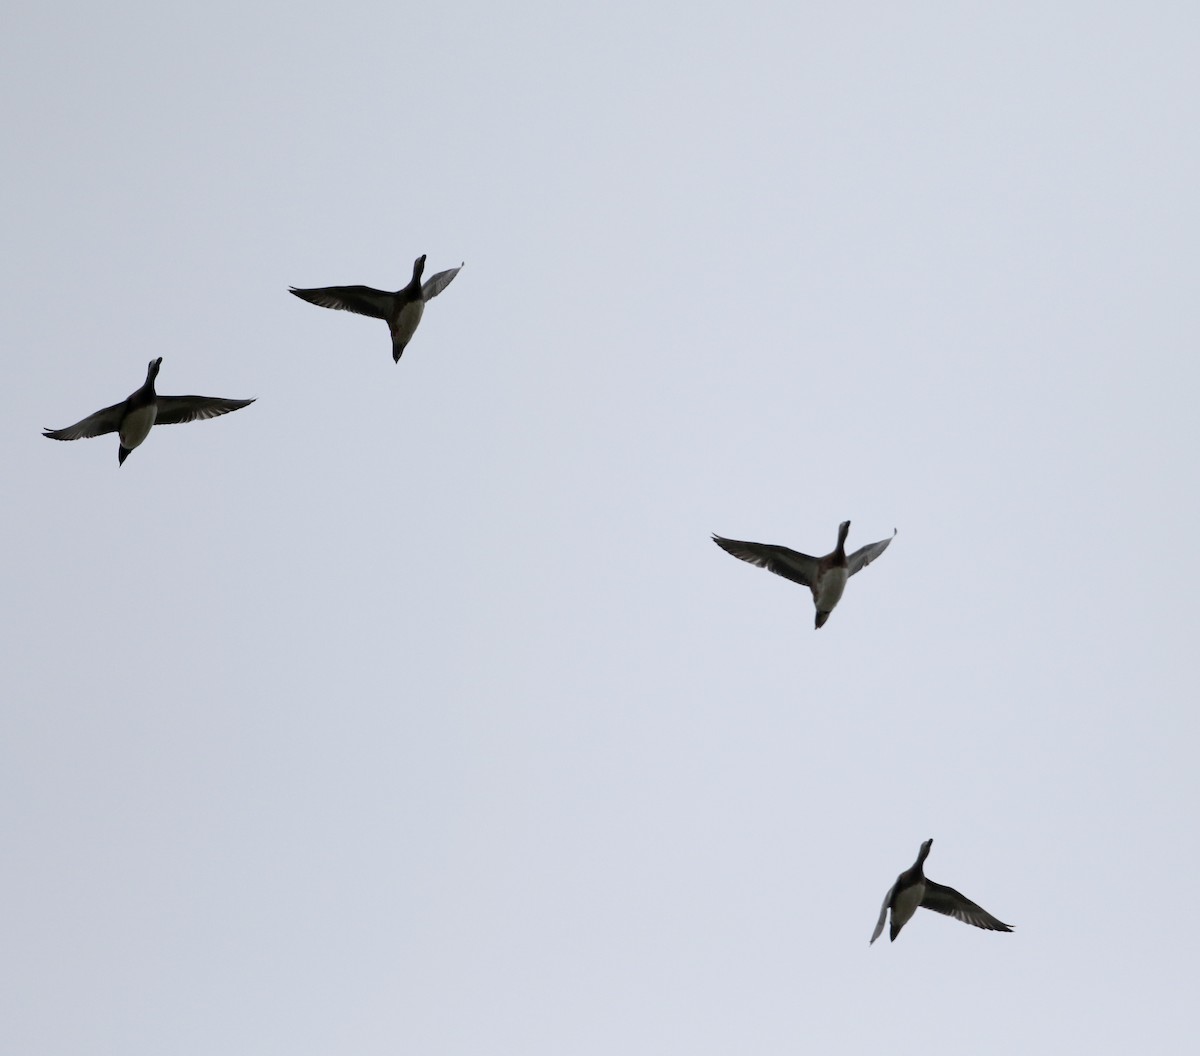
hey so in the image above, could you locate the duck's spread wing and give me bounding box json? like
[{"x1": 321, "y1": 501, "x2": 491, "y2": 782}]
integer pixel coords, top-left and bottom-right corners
[
  {"x1": 870, "y1": 883, "x2": 895, "y2": 944},
  {"x1": 289, "y1": 285, "x2": 393, "y2": 319},
  {"x1": 43, "y1": 401, "x2": 124, "y2": 441},
  {"x1": 154, "y1": 396, "x2": 256, "y2": 426},
  {"x1": 847, "y1": 529, "x2": 897, "y2": 576},
  {"x1": 711, "y1": 535, "x2": 819, "y2": 589},
  {"x1": 921, "y1": 880, "x2": 1013, "y2": 932},
  {"x1": 421, "y1": 263, "x2": 463, "y2": 300}
]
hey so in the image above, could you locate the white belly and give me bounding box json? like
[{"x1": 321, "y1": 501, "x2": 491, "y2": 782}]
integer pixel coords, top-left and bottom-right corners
[
  {"x1": 814, "y1": 566, "x2": 848, "y2": 612},
  {"x1": 391, "y1": 300, "x2": 425, "y2": 345},
  {"x1": 120, "y1": 404, "x2": 158, "y2": 450},
  {"x1": 891, "y1": 879, "x2": 925, "y2": 934}
]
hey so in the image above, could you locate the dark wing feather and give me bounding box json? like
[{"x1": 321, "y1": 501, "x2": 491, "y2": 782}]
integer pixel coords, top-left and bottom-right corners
[
  {"x1": 711, "y1": 535, "x2": 819, "y2": 589},
  {"x1": 154, "y1": 396, "x2": 256, "y2": 426},
  {"x1": 289, "y1": 285, "x2": 394, "y2": 319},
  {"x1": 421, "y1": 263, "x2": 463, "y2": 300},
  {"x1": 43, "y1": 401, "x2": 125, "y2": 440},
  {"x1": 921, "y1": 879, "x2": 1013, "y2": 932},
  {"x1": 847, "y1": 528, "x2": 896, "y2": 576}
]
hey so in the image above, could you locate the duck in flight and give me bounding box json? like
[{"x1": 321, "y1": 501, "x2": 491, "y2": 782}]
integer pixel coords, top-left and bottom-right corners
[
  {"x1": 43, "y1": 358, "x2": 255, "y2": 466},
  {"x1": 871, "y1": 839, "x2": 1013, "y2": 944},
  {"x1": 712, "y1": 520, "x2": 895, "y2": 628},
  {"x1": 289, "y1": 254, "x2": 463, "y2": 362}
]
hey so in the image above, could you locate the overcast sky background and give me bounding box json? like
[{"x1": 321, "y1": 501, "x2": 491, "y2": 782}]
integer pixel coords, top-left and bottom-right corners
[{"x1": 3, "y1": 3, "x2": 1198, "y2": 1053}]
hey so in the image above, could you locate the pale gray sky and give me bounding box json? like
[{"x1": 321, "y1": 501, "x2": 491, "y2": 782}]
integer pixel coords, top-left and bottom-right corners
[{"x1": 3, "y1": 3, "x2": 1198, "y2": 1053}]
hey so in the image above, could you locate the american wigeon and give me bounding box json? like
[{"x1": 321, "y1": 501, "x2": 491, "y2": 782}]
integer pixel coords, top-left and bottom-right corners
[
  {"x1": 712, "y1": 520, "x2": 895, "y2": 628},
  {"x1": 43, "y1": 358, "x2": 255, "y2": 466},
  {"x1": 871, "y1": 839, "x2": 1013, "y2": 944},
  {"x1": 289, "y1": 254, "x2": 463, "y2": 362}
]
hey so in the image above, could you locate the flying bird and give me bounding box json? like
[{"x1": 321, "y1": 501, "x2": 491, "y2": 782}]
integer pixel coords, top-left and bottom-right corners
[
  {"x1": 871, "y1": 839, "x2": 1013, "y2": 944},
  {"x1": 712, "y1": 520, "x2": 895, "y2": 628},
  {"x1": 43, "y1": 358, "x2": 255, "y2": 466},
  {"x1": 289, "y1": 254, "x2": 463, "y2": 362}
]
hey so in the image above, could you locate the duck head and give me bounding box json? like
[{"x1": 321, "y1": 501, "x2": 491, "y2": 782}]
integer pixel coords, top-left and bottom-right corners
[{"x1": 835, "y1": 520, "x2": 850, "y2": 556}]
